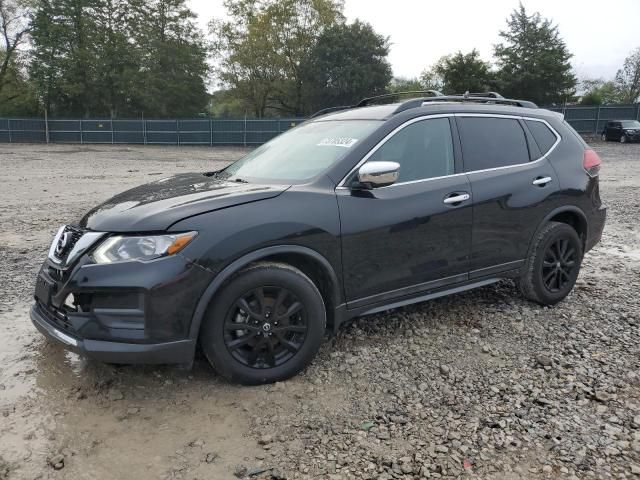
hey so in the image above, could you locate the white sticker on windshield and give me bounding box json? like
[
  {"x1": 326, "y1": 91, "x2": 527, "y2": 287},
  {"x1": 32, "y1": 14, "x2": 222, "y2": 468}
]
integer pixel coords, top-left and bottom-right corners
[{"x1": 317, "y1": 137, "x2": 359, "y2": 148}]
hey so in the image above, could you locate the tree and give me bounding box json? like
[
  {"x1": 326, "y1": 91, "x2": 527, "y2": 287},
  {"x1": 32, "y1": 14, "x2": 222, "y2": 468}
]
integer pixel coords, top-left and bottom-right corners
[
  {"x1": 211, "y1": 0, "x2": 344, "y2": 117},
  {"x1": 300, "y1": 20, "x2": 392, "y2": 114},
  {"x1": 91, "y1": 0, "x2": 140, "y2": 117},
  {"x1": 422, "y1": 50, "x2": 493, "y2": 95},
  {"x1": 130, "y1": 0, "x2": 209, "y2": 117},
  {"x1": 0, "y1": 57, "x2": 39, "y2": 115},
  {"x1": 579, "y1": 78, "x2": 621, "y2": 105},
  {"x1": 614, "y1": 47, "x2": 640, "y2": 104},
  {"x1": 419, "y1": 66, "x2": 443, "y2": 92},
  {"x1": 30, "y1": 0, "x2": 209, "y2": 117},
  {"x1": 494, "y1": 3, "x2": 576, "y2": 105},
  {"x1": 29, "y1": 0, "x2": 97, "y2": 116},
  {"x1": 0, "y1": 0, "x2": 31, "y2": 98},
  {"x1": 387, "y1": 77, "x2": 424, "y2": 94}
]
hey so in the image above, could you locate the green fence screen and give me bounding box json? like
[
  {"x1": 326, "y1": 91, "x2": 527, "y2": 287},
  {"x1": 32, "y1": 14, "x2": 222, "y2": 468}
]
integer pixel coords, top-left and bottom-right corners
[{"x1": 1, "y1": 105, "x2": 639, "y2": 145}]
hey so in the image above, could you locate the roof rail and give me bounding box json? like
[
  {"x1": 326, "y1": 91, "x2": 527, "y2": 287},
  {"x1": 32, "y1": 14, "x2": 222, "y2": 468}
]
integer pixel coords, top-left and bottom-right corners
[
  {"x1": 393, "y1": 95, "x2": 538, "y2": 114},
  {"x1": 309, "y1": 105, "x2": 354, "y2": 119},
  {"x1": 309, "y1": 91, "x2": 537, "y2": 119},
  {"x1": 356, "y1": 90, "x2": 442, "y2": 107},
  {"x1": 309, "y1": 90, "x2": 444, "y2": 118}
]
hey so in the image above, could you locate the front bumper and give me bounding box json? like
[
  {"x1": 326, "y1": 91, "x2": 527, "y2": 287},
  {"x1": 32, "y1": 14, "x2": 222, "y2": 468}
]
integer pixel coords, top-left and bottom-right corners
[
  {"x1": 624, "y1": 132, "x2": 640, "y2": 142},
  {"x1": 31, "y1": 250, "x2": 214, "y2": 365},
  {"x1": 31, "y1": 303, "x2": 196, "y2": 364}
]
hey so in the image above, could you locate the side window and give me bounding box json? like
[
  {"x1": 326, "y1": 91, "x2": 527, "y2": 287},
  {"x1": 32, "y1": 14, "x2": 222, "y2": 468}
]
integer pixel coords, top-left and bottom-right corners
[
  {"x1": 458, "y1": 117, "x2": 530, "y2": 171},
  {"x1": 368, "y1": 118, "x2": 454, "y2": 183},
  {"x1": 525, "y1": 120, "x2": 558, "y2": 156}
]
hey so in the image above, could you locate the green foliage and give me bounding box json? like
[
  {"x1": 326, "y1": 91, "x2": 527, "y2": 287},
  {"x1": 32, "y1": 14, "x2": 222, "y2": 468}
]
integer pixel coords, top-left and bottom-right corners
[
  {"x1": 211, "y1": 0, "x2": 345, "y2": 117},
  {"x1": 615, "y1": 47, "x2": 640, "y2": 104},
  {"x1": 0, "y1": 54, "x2": 39, "y2": 116},
  {"x1": 209, "y1": 89, "x2": 248, "y2": 118},
  {"x1": 494, "y1": 4, "x2": 576, "y2": 105},
  {"x1": 422, "y1": 50, "x2": 493, "y2": 95},
  {"x1": 0, "y1": 0, "x2": 31, "y2": 99},
  {"x1": 29, "y1": 0, "x2": 208, "y2": 117},
  {"x1": 387, "y1": 77, "x2": 424, "y2": 94},
  {"x1": 301, "y1": 20, "x2": 392, "y2": 113},
  {"x1": 579, "y1": 79, "x2": 621, "y2": 105}
]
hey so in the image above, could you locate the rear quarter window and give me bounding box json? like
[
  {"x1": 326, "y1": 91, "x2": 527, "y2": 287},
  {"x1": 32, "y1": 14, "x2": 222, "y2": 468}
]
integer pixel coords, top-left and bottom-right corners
[
  {"x1": 525, "y1": 120, "x2": 558, "y2": 156},
  {"x1": 458, "y1": 117, "x2": 530, "y2": 171}
]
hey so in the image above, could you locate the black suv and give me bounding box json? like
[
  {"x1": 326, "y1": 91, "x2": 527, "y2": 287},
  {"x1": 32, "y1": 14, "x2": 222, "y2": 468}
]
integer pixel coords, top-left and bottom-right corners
[
  {"x1": 31, "y1": 92, "x2": 606, "y2": 384},
  {"x1": 601, "y1": 119, "x2": 640, "y2": 143}
]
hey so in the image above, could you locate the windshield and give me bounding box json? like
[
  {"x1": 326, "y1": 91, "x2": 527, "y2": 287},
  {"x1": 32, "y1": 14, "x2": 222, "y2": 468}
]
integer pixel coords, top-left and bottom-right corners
[
  {"x1": 221, "y1": 120, "x2": 381, "y2": 183},
  {"x1": 621, "y1": 120, "x2": 640, "y2": 129}
]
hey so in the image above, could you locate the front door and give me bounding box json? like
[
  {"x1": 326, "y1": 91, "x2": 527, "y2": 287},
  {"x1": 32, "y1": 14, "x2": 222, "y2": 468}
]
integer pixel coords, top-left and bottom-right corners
[{"x1": 337, "y1": 117, "x2": 472, "y2": 308}]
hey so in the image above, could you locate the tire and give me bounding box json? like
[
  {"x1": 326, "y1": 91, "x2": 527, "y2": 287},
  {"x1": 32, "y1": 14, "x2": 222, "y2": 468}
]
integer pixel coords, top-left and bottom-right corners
[
  {"x1": 601, "y1": 133, "x2": 607, "y2": 142},
  {"x1": 199, "y1": 262, "x2": 326, "y2": 385},
  {"x1": 621, "y1": 135, "x2": 627, "y2": 143},
  {"x1": 517, "y1": 222, "x2": 583, "y2": 306}
]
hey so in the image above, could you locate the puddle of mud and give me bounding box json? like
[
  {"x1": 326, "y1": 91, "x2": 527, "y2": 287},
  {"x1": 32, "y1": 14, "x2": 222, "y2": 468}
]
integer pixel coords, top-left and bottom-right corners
[{"x1": 0, "y1": 304, "x2": 314, "y2": 480}]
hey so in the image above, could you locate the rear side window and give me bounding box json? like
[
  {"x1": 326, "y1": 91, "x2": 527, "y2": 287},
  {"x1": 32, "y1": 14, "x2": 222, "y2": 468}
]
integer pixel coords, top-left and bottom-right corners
[
  {"x1": 525, "y1": 120, "x2": 558, "y2": 155},
  {"x1": 458, "y1": 117, "x2": 530, "y2": 171}
]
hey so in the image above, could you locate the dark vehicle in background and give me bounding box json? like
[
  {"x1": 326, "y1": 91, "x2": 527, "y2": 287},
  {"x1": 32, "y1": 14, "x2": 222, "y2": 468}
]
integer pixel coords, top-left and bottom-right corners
[
  {"x1": 601, "y1": 120, "x2": 640, "y2": 143},
  {"x1": 31, "y1": 91, "x2": 606, "y2": 385}
]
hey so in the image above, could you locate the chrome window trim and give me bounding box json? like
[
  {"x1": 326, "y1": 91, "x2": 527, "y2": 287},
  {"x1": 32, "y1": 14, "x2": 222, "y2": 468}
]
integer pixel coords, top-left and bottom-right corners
[{"x1": 336, "y1": 113, "x2": 561, "y2": 190}]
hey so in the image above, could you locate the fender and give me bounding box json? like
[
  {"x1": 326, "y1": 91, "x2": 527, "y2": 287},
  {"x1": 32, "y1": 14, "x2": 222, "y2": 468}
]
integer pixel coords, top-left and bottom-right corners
[
  {"x1": 188, "y1": 245, "x2": 341, "y2": 340},
  {"x1": 525, "y1": 205, "x2": 589, "y2": 259}
]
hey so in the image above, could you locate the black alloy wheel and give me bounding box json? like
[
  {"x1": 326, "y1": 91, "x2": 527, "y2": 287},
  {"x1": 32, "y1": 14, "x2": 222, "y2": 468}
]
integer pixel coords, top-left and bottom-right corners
[
  {"x1": 541, "y1": 238, "x2": 577, "y2": 293},
  {"x1": 517, "y1": 221, "x2": 583, "y2": 306},
  {"x1": 200, "y1": 262, "x2": 326, "y2": 384},
  {"x1": 223, "y1": 286, "x2": 308, "y2": 369}
]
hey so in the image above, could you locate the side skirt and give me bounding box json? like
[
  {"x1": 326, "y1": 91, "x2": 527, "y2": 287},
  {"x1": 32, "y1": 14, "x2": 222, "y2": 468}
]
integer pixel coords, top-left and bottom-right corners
[{"x1": 331, "y1": 270, "x2": 521, "y2": 333}]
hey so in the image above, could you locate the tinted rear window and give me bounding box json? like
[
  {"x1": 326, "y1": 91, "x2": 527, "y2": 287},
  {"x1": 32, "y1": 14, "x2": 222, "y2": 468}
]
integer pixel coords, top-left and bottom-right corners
[
  {"x1": 458, "y1": 117, "x2": 530, "y2": 171},
  {"x1": 525, "y1": 120, "x2": 558, "y2": 155}
]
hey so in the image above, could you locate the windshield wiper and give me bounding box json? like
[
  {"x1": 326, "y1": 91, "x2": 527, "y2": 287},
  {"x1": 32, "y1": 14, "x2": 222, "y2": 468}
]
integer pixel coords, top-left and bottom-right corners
[{"x1": 233, "y1": 177, "x2": 249, "y2": 183}]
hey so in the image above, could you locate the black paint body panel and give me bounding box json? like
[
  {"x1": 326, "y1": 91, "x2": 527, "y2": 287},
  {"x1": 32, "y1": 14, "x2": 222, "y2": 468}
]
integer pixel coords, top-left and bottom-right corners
[{"x1": 31, "y1": 103, "x2": 607, "y2": 365}]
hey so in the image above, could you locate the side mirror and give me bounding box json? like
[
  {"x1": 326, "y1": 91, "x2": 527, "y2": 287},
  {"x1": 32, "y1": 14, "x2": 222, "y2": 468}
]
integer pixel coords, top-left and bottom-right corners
[{"x1": 356, "y1": 161, "x2": 400, "y2": 189}]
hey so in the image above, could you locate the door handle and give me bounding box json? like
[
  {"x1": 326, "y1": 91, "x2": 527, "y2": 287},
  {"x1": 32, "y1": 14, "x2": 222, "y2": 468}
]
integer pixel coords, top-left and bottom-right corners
[
  {"x1": 532, "y1": 176, "x2": 552, "y2": 186},
  {"x1": 443, "y1": 193, "x2": 470, "y2": 204}
]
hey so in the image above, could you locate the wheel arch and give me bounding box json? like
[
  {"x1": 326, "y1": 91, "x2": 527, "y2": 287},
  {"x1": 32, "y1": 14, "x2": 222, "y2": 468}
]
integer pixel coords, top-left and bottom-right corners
[
  {"x1": 188, "y1": 245, "x2": 342, "y2": 340},
  {"x1": 527, "y1": 206, "x2": 589, "y2": 259}
]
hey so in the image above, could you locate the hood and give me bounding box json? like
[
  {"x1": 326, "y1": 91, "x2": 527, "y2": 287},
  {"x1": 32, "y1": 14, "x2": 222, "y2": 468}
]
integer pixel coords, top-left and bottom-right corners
[{"x1": 79, "y1": 172, "x2": 289, "y2": 232}]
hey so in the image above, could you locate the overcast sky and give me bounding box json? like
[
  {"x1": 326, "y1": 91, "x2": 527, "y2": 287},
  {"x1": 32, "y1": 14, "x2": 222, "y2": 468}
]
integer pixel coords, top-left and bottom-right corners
[{"x1": 189, "y1": 0, "x2": 640, "y2": 82}]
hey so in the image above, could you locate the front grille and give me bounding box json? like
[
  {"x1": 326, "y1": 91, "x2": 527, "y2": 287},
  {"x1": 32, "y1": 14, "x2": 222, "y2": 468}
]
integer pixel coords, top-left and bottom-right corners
[{"x1": 54, "y1": 225, "x2": 84, "y2": 263}]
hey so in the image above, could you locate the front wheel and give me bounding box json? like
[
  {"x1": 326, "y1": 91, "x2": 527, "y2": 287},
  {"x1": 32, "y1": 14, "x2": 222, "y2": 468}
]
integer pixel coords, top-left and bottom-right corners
[
  {"x1": 621, "y1": 135, "x2": 627, "y2": 143},
  {"x1": 200, "y1": 262, "x2": 326, "y2": 384},
  {"x1": 517, "y1": 222, "x2": 583, "y2": 306}
]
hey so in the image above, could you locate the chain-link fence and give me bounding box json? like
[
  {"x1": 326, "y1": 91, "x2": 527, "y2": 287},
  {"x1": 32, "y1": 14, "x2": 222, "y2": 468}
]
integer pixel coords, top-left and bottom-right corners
[
  {"x1": 0, "y1": 118, "x2": 305, "y2": 145},
  {"x1": 1, "y1": 105, "x2": 639, "y2": 145}
]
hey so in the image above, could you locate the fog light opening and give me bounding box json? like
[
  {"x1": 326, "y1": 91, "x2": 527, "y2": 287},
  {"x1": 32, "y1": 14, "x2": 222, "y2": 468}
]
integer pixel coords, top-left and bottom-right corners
[{"x1": 64, "y1": 293, "x2": 77, "y2": 311}]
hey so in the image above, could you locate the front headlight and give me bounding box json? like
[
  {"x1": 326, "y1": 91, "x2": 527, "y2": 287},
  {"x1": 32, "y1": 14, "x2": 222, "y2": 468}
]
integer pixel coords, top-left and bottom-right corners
[{"x1": 92, "y1": 232, "x2": 197, "y2": 264}]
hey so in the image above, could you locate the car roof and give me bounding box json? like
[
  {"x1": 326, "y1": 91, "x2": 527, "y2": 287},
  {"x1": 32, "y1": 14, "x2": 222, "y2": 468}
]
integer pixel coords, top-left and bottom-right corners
[{"x1": 314, "y1": 102, "x2": 560, "y2": 122}]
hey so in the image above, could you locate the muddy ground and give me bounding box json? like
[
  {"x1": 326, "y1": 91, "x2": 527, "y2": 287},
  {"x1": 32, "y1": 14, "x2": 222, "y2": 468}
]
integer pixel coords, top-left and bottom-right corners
[{"x1": 0, "y1": 142, "x2": 639, "y2": 480}]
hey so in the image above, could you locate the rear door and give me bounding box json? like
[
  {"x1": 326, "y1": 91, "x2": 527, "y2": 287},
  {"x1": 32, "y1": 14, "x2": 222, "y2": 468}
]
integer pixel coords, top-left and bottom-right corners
[
  {"x1": 337, "y1": 116, "x2": 472, "y2": 307},
  {"x1": 456, "y1": 115, "x2": 560, "y2": 277}
]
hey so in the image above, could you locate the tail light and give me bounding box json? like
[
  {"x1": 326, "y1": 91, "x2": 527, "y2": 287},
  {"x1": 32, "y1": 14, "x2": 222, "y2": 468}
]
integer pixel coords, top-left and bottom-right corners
[{"x1": 583, "y1": 149, "x2": 601, "y2": 177}]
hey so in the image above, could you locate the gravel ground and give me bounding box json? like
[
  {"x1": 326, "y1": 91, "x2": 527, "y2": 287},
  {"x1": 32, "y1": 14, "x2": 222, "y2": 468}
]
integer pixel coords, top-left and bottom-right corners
[{"x1": 0, "y1": 141, "x2": 639, "y2": 480}]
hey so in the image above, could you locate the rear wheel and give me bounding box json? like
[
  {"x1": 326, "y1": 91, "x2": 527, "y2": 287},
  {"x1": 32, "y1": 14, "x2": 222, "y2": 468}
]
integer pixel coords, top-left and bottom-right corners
[
  {"x1": 200, "y1": 262, "x2": 326, "y2": 384},
  {"x1": 601, "y1": 133, "x2": 607, "y2": 141},
  {"x1": 517, "y1": 222, "x2": 583, "y2": 305}
]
